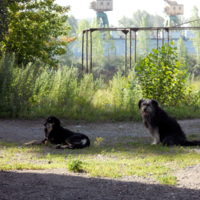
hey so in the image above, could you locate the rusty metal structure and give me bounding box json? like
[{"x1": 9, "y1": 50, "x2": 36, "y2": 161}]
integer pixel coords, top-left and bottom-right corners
[{"x1": 82, "y1": 24, "x2": 200, "y2": 75}]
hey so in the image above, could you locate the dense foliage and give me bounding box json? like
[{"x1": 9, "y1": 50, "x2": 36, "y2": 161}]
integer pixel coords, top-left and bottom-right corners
[
  {"x1": 0, "y1": 53, "x2": 200, "y2": 121},
  {"x1": 118, "y1": 10, "x2": 164, "y2": 27},
  {"x1": 0, "y1": 0, "x2": 75, "y2": 66},
  {"x1": 136, "y1": 42, "x2": 188, "y2": 106}
]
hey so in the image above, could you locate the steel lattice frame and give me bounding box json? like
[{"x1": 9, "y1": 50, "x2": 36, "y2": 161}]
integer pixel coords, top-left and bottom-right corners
[{"x1": 82, "y1": 25, "x2": 200, "y2": 75}]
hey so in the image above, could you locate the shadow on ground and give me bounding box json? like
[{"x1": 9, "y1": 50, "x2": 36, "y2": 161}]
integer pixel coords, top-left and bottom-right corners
[{"x1": 0, "y1": 170, "x2": 199, "y2": 200}]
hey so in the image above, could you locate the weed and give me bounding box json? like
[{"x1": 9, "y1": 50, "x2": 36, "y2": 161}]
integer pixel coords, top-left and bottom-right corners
[
  {"x1": 67, "y1": 155, "x2": 83, "y2": 172},
  {"x1": 94, "y1": 137, "x2": 104, "y2": 148}
]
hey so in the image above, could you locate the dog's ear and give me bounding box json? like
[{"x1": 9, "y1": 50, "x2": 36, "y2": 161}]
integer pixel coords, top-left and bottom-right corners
[
  {"x1": 152, "y1": 99, "x2": 159, "y2": 109},
  {"x1": 138, "y1": 99, "x2": 144, "y2": 109},
  {"x1": 54, "y1": 117, "x2": 60, "y2": 126}
]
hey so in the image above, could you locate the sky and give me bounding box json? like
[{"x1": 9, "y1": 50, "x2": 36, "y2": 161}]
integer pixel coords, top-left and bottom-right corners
[{"x1": 55, "y1": 0, "x2": 200, "y2": 26}]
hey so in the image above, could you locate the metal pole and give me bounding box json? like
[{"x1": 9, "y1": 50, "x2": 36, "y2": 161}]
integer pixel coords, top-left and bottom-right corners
[
  {"x1": 135, "y1": 31, "x2": 137, "y2": 64},
  {"x1": 129, "y1": 29, "x2": 132, "y2": 70},
  {"x1": 82, "y1": 31, "x2": 84, "y2": 74},
  {"x1": 157, "y1": 29, "x2": 158, "y2": 49},
  {"x1": 86, "y1": 31, "x2": 88, "y2": 73},
  {"x1": 162, "y1": 29, "x2": 164, "y2": 46},
  {"x1": 125, "y1": 32, "x2": 127, "y2": 76},
  {"x1": 90, "y1": 31, "x2": 92, "y2": 73},
  {"x1": 167, "y1": 28, "x2": 169, "y2": 45}
]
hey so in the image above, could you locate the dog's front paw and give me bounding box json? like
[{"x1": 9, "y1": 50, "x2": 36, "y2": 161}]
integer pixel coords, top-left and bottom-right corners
[
  {"x1": 151, "y1": 141, "x2": 160, "y2": 145},
  {"x1": 151, "y1": 141, "x2": 157, "y2": 145}
]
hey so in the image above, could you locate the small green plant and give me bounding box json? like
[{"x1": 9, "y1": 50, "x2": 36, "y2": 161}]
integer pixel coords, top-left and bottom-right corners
[
  {"x1": 94, "y1": 137, "x2": 104, "y2": 148},
  {"x1": 46, "y1": 153, "x2": 53, "y2": 162},
  {"x1": 158, "y1": 175, "x2": 177, "y2": 186},
  {"x1": 67, "y1": 155, "x2": 83, "y2": 172},
  {"x1": 136, "y1": 42, "x2": 188, "y2": 106}
]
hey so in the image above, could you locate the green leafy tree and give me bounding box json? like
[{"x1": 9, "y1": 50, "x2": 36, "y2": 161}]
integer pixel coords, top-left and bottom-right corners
[
  {"x1": 190, "y1": 6, "x2": 200, "y2": 68},
  {"x1": 136, "y1": 42, "x2": 188, "y2": 106},
  {"x1": 68, "y1": 15, "x2": 78, "y2": 34},
  {"x1": 118, "y1": 10, "x2": 164, "y2": 28},
  {"x1": 137, "y1": 16, "x2": 151, "y2": 56},
  {"x1": 75, "y1": 19, "x2": 90, "y2": 53},
  {"x1": 0, "y1": 0, "x2": 75, "y2": 66},
  {"x1": 75, "y1": 18, "x2": 104, "y2": 67},
  {"x1": 132, "y1": 10, "x2": 151, "y2": 27},
  {"x1": 104, "y1": 31, "x2": 116, "y2": 59},
  {"x1": 153, "y1": 14, "x2": 165, "y2": 27},
  {"x1": 56, "y1": 21, "x2": 75, "y2": 67},
  {"x1": 177, "y1": 37, "x2": 187, "y2": 67},
  {"x1": 118, "y1": 15, "x2": 133, "y2": 27}
]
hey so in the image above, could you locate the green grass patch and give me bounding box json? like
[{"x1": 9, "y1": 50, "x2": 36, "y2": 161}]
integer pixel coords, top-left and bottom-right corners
[
  {"x1": 157, "y1": 175, "x2": 177, "y2": 186},
  {"x1": 0, "y1": 138, "x2": 200, "y2": 186}
]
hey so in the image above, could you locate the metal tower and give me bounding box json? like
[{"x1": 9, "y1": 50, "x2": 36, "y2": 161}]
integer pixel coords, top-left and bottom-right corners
[
  {"x1": 89, "y1": 0, "x2": 113, "y2": 28},
  {"x1": 163, "y1": 0, "x2": 184, "y2": 26}
]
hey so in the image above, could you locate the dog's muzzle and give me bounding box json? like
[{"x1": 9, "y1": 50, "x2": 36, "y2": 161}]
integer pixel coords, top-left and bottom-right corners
[
  {"x1": 142, "y1": 111, "x2": 150, "y2": 115},
  {"x1": 44, "y1": 123, "x2": 51, "y2": 128}
]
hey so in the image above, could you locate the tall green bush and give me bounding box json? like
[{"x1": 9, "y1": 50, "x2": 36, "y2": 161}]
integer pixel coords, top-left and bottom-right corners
[{"x1": 136, "y1": 42, "x2": 188, "y2": 106}]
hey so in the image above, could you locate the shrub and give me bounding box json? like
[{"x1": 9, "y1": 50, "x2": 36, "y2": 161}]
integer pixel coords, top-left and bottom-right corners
[
  {"x1": 136, "y1": 42, "x2": 188, "y2": 106},
  {"x1": 67, "y1": 155, "x2": 83, "y2": 172}
]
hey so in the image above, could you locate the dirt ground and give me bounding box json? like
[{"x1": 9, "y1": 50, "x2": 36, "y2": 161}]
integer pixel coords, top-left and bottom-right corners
[{"x1": 1, "y1": 118, "x2": 200, "y2": 200}]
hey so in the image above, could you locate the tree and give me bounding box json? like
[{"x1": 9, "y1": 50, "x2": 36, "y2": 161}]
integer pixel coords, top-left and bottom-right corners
[
  {"x1": 153, "y1": 14, "x2": 165, "y2": 27},
  {"x1": 137, "y1": 16, "x2": 151, "y2": 56},
  {"x1": 190, "y1": 6, "x2": 200, "y2": 68},
  {"x1": 56, "y1": 21, "x2": 75, "y2": 67},
  {"x1": 118, "y1": 16, "x2": 133, "y2": 27},
  {"x1": 75, "y1": 18, "x2": 104, "y2": 67},
  {"x1": 132, "y1": 10, "x2": 152, "y2": 27},
  {"x1": 68, "y1": 15, "x2": 78, "y2": 34},
  {"x1": 136, "y1": 42, "x2": 188, "y2": 106},
  {"x1": 0, "y1": 0, "x2": 76, "y2": 66},
  {"x1": 117, "y1": 10, "x2": 164, "y2": 28},
  {"x1": 104, "y1": 31, "x2": 116, "y2": 59},
  {"x1": 177, "y1": 37, "x2": 187, "y2": 67}
]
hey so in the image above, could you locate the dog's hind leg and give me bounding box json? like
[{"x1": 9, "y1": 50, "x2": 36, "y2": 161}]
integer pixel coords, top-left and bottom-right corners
[
  {"x1": 24, "y1": 140, "x2": 44, "y2": 146},
  {"x1": 53, "y1": 144, "x2": 71, "y2": 149},
  {"x1": 162, "y1": 136, "x2": 175, "y2": 146}
]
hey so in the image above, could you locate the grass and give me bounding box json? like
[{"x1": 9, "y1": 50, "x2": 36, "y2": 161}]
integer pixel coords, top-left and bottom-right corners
[
  {"x1": 1, "y1": 136, "x2": 200, "y2": 186},
  {"x1": 1, "y1": 54, "x2": 200, "y2": 122}
]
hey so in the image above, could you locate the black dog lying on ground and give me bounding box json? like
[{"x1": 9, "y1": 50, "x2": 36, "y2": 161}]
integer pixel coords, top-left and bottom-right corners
[
  {"x1": 24, "y1": 116, "x2": 90, "y2": 149},
  {"x1": 139, "y1": 99, "x2": 200, "y2": 146}
]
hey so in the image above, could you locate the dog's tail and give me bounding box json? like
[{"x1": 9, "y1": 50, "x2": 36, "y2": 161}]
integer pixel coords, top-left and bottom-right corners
[
  {"x1": 80, "y1": 137, "x2": 90, "y2": 147},
  {"x1": 182, "y1": 140, "x2": 200, "y2": 146}
]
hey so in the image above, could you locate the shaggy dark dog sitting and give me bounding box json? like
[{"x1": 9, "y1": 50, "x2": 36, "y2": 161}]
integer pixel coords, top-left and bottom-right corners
[
  {"x1": 139, "y1": 99, "x2": 200, "y2": 146},
  {"x1": 25, "y1": 116, "x2": 90, "y2": 149}
]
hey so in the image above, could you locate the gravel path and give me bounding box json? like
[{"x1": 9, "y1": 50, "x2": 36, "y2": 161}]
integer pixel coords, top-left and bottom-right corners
[{"x1": 1, "y1": 118, "x2": 200, "y2": 200}]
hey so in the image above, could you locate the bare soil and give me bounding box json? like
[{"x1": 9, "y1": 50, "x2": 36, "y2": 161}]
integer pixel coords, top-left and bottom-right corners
[{"x1": 1, "y1": 118, "x2": 200, "y2": 200}]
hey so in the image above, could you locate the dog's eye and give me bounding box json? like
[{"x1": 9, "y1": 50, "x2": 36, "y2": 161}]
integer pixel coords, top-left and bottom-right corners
[{"x1": 46, "y1": 124, "x2": 50, "y2": 128}]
